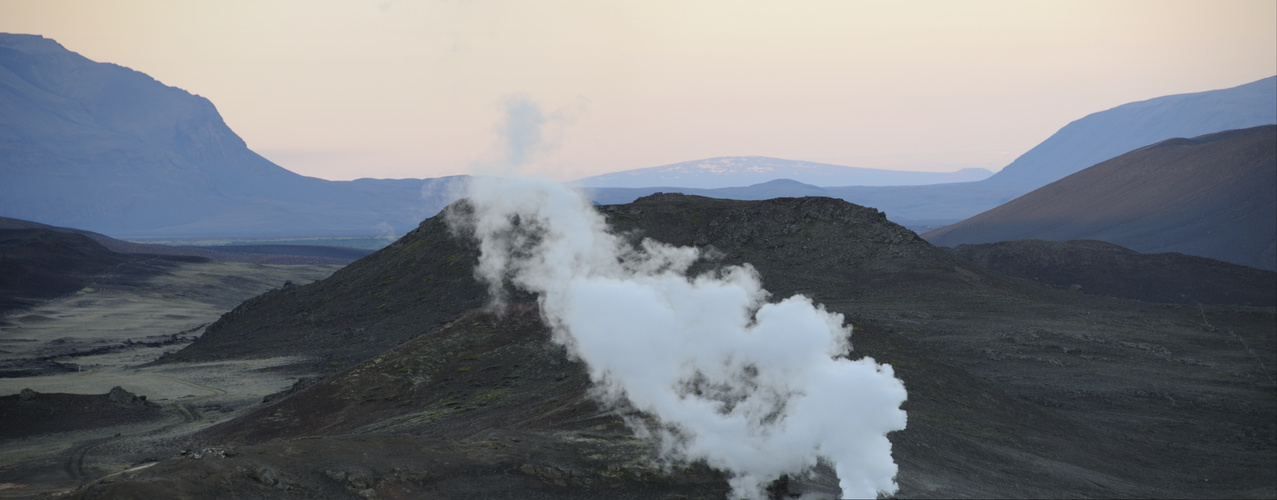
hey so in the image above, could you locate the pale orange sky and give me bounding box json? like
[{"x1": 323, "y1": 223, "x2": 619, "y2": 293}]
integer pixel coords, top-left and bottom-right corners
[{"x1": 2, "y1": 0, "x2": 1274, "y2": 181}]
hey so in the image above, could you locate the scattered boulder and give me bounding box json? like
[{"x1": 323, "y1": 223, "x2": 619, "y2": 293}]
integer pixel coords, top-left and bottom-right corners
[{"x1": 107, "y1": 386, "x2": 148, "y2": 406}]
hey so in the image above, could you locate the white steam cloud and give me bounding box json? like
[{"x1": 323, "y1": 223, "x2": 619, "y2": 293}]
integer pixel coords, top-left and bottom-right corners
[
  {"x1": 450, "y1": 176, "x2": 908, "y2": 499},
  {"x1": 451, "y1": 97, "x2": 906, "y2": 498}
]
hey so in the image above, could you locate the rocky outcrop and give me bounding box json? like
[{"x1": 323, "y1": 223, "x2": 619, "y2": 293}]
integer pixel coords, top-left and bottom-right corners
[{"x1": 107, "y1": 386, "x2": 151, "y2": 407}]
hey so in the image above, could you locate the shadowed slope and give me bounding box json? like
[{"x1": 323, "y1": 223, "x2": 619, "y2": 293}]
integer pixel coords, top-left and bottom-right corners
[
  {"x1": 949, "y1": 239, "x2": 1276, "y2": 306},
  {"x1": 0, "y1": 227, "x2": 207, "y2": 314}
]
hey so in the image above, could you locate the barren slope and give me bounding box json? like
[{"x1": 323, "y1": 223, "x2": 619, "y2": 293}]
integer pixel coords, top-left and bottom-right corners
[{"x1": 925, "y1": 125, "x2": 1277, "y2": 270}]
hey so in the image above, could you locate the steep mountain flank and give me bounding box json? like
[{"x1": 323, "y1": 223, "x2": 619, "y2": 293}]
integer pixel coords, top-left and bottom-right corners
[
  {"x1": 0, "y1": 33, "x2": 463, "y2": 238},
  {"x1": 925, "y1": 125, "x2": 1277, "y2": 270}
]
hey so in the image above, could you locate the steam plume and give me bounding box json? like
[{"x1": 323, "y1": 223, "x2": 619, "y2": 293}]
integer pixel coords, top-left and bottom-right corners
[
  {"x1": 497, "y1": 97, "x2": 547, "y2": 168},
  {"x1": 474, "y1": 95, "x2": 585, "y2": 177},
  {"x1": 450, "y1": 175, "x2": 908, "y2": 499}
]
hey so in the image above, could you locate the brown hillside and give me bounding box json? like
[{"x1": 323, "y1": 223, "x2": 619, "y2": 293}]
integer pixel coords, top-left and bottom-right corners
[{"x1": 924, "y1": 125, "x2": 1277, "y2": 270}]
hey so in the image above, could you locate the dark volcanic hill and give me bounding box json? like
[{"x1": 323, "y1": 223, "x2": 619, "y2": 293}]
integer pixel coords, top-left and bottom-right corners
[
  {"x1": 949, "y1": 239, "x2": 1277, "y2": 307},
  {"x1": 166, "y1": 194, "x2": 998, "y2": 371},
  {"x1": 0, "y1": 226, "x2": 207, "y2": 315},
  {"x1": 100, "y1": 193, "x2": 1277, "y2": 498},
  {"x1": 0, "y1": 33, "x2": 464, "y2": 239},
  {"x1": 924, "y1": 125, "x2": 1277, "y2": 271}
]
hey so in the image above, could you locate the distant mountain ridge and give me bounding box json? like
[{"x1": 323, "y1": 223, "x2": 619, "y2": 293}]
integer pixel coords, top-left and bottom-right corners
[
  {"x1": 573, "y1": 156, "x2": 992, "y2": 188},
  {"x1": 846, "y1": 76, "x2": 1277, "y2": 221},
  {"x1": 585, "y1": 77, "x2": 1277, "y2": 224},
  {"x1": 576, "y1": 78, "x2": 1275, "y2": 194},
  {"x1": 3, "y1": 33, "x2": 1273, "y2": 239},
  {"x1": 985, "y1": 76, "x2": 1277, "y2": 189},
  {"x1": 0, "y1": 33, "x2": 464, "y2": 239},
  {"x1": 924, "y1": 125, "x2": 1277, "y2": 271}
]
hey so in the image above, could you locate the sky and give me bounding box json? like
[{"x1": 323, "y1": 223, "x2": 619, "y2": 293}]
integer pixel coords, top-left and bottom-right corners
[{"x1": 2, "y1": 0, "x2": 1274, "y2": 181}]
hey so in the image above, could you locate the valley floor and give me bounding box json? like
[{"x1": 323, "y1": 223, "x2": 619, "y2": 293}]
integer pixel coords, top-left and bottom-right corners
[{"x1": 0, "y1": 262, "x2": 339, "y2": 497}]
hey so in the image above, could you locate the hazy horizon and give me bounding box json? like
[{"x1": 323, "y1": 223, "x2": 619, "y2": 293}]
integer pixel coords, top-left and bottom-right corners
[{"x1": 2, "y1": 0, "x2": 1274, "y2": 181}]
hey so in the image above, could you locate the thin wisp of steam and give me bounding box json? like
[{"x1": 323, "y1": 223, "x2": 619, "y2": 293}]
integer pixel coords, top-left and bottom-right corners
[{"x1": 448, "y1": 175, "x2": 908, "y2": 499}]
